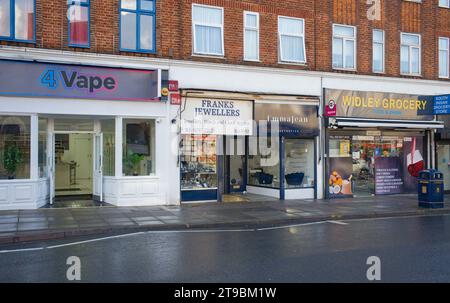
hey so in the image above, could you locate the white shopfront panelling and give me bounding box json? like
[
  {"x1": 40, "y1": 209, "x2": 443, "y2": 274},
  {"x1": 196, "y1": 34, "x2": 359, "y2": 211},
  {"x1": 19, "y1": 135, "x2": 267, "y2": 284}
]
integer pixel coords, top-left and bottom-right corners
[{"x1": 0, "y1": 179, "x2": 48, "y2": 210}]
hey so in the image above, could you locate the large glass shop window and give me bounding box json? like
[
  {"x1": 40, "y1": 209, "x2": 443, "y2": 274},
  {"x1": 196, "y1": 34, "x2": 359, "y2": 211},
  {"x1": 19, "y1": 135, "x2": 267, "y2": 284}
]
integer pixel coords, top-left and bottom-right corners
[
  {"x1": 122, "y1": 119, "x2": 155, "y2": 176},
  {"x1": 327, "y1": 132, "x2": 425, "y2": 197},
  {"x1": 247, "y1": 136, "x2": 280, "y2": 188},
  {"x1": 284, "y1": 139, "x2": 315, "y2": 188},
  {"x1": 38, "y1": 118, "x2": 48, "y2": 178},
  {"x1": 101, "y1": 119, "x2": 115, "y2": 176},
  {"x1": 180, "y1": 135, "x2": 218, "y2": 191},
  {"x1": 0, "y1": 116, "x2": 31, "y2": 179}
]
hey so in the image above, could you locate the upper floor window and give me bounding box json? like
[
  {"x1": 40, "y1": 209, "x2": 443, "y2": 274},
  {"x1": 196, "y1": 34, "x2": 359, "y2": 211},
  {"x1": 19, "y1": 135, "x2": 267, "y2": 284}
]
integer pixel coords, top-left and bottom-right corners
[
  {"x1": 332, "y1": 24, "x2": 356, "y2": 70},
  {"x1": 192, "y1": 4, "x2": 224, "y2": 56},
  {"x1": 400, "y1": 33, "x2": 421, "y2": 75},
  {"x1": 278, "y1": 16, "x2": 306, "y2": 63},
  {"x1": 439, "y1": 0, "x2": 450, "y2": 8},
  {"x1": 244, "y1": 11, "x2": 259, "y2": 61},
  {"x1": 68, "y1": 0, "x2": 90, "y2": 47},
  {"x1": 0, "y1": 0, "x2": 35, "y2": 42},
  {"x1": 439, "y1": 37, "x2": 449, "y2": 78},
  {"x1": 372, "y1": 29, "x2": 385, "y2": 73},
  {"x1": 120, "y1": 0, "x2": 156, "y2": 53}
]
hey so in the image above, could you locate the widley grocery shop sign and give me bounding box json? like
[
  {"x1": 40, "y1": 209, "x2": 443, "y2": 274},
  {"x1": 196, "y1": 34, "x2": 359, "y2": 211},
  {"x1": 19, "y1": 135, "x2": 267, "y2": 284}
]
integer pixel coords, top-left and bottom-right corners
[{"x1": 324, "y1": 89, "x2": 434, "y2": 121}]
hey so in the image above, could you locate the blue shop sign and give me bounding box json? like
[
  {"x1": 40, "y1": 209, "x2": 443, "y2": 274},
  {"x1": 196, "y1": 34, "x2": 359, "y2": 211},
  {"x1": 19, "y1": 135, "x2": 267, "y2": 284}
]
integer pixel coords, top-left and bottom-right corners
[
  {"x1": 434, "y1": 95, "x2": 450, "y2": 115},
  {"x1": 0, "y1": 60, "x2": 159, "y2": 101}
]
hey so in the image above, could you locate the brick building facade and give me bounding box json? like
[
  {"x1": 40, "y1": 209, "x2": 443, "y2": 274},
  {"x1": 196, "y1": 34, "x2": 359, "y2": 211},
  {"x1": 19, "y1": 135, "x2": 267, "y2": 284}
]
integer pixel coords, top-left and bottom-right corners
[{"x1": 1, "y1": 0, "x2": 449, "y2": 81}]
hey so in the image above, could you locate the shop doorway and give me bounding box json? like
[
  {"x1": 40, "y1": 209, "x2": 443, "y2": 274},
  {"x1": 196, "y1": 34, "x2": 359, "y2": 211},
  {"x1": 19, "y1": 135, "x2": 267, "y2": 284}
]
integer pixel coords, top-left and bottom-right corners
[
  {"x1": 225, "y1": 136, "x2": 247, "y2": 193},
  {"x1": 49, "y1": 132, "x2": 103, "y2": 205}
]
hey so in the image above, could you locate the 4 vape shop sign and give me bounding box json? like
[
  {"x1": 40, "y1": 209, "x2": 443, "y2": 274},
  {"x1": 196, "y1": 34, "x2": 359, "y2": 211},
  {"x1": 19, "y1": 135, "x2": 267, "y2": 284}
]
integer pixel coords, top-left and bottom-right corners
[
  {"x1": 0, "y1": 60, "x2": 159, "y2": 101},
  {"x1": 181, "y1": 97, "x2": 253, "y2": 136}
]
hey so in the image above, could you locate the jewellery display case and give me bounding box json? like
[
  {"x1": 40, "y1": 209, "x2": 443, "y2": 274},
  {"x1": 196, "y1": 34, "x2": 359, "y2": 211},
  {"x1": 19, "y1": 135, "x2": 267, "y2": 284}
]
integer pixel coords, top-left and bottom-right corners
[{"x1": 180, "y1": 135, "x2": 218, "y2": 201}]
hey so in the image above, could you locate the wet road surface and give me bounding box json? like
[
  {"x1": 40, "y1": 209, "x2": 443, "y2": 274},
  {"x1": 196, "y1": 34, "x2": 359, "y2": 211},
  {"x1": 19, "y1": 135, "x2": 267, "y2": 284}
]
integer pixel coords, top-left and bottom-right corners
[{"x1": 1, "y1": 214, "x2": 450, "y2": 282}]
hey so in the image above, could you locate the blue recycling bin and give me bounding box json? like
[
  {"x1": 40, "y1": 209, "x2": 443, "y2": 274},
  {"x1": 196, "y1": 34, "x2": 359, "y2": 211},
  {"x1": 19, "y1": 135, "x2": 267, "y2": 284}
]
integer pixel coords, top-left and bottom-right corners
[{"x1": 418, "y1": 169, "x2": 444, "y2": 209}]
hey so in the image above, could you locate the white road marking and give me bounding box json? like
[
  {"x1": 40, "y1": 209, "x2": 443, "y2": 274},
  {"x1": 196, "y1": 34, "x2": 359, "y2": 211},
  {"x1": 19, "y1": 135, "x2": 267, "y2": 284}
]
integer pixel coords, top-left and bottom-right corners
[
  {"x1": 0, "y1": 247, "x2": 44, "y2": 254},
  {"x1": 256, "y1": 221, "x2": 328, "y2": 231},
  {"x1": 46, "y1": 232, "x2": 146, "y2": 249},
  {"x1": 327, "y1": 220, "x2": 349, "y2": 225},
  {"x1": 0, "y1": 212, "x2": 446, "y2": 254}
]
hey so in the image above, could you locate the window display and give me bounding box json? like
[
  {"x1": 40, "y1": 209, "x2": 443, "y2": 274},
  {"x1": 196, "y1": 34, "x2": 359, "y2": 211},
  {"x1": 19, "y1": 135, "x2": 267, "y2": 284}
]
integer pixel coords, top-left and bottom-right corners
[
  {"x1": 123, "y1": 119, "x2": 155, "y2": 176},
  {"x1": 0, "y1": 116, "x2": 31, "y2": 179},
  {"x1": 247, "y1": 136, "x2": 280, "y2": 188},
  {"x1": 181, "y1": 135, "x2": 218, "y2": 191},
  {"x1": 327, "y1": 131, "x2": 425, "y2": 198},
  {"x1": 284, "y1": 139, "x2": 315, "y2": 188}
]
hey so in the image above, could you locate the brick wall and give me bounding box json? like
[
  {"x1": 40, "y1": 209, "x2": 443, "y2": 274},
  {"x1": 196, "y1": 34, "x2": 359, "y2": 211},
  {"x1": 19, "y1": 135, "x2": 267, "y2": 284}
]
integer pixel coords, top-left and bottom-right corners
[{"x1": 0, "y1": 0, "x2": 449, "y2": 82}]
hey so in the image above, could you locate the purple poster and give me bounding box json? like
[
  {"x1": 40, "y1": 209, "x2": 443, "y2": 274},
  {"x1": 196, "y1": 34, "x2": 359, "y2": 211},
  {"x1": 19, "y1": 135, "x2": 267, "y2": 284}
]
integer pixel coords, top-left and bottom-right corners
[{"x1": 375, "y1": 157, "x2": 404, "y2": 195}]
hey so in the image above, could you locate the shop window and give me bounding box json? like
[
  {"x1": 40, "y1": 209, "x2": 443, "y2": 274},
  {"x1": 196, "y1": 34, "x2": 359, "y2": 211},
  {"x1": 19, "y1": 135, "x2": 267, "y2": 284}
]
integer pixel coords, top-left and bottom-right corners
[
  {"x1": 437, "y1": 143, "x2": 450, "y2": 191},
  {"x1": 278, "y1": 16, "x2": 306, "y2": 63},
  {"x1": 400, "y1": 33, "x2": 421, "y2": 75},
  {"x1": 180, "y1": 134, "x2": 218, "y2": 191},
  {"x1": 244, "y1": 11, "x2": 259, "y2": 61},
  {"x1": 284, "y1": 139, "x2": 315, "y2": 188},
  {"x1": 101, "y1": 119, "x2": 115, "y2": 176},
  {"x1": 327, "y1": 133, "x2": 425, "y2": 198},
  {"x1": 0, "y1": 0, "x2": 35, "y2": 42},
  {"x1": 439, "y1": 37, "x2": 449, "y2": 78},
  {"x1": 68, "y1": 0, "x2": 90, "y2": 47},
  {"x1": 372, "y1": 29, "x2": 385, "y2": 73},
  {"x1": 192, "y1": 4, "x2": 224, "y2": 56},
  {"x1": 120, "y1": 0, "x2": 156, "y2": 53},
  {"x1": 122, "y1": 119, "x2": 155, "y2": 176},
  {"x1": 332, "y1": 24, "x2": 356, "y2": 70},
  {"x1": 0, "y1": 115, "x2": 30, "y2": 179},
  {"x1": 248, "y1": 136, "x2": 280, "y2": 189},
  {"x1": 38, "y1": 117, "x2": 47, "y2": 178}
]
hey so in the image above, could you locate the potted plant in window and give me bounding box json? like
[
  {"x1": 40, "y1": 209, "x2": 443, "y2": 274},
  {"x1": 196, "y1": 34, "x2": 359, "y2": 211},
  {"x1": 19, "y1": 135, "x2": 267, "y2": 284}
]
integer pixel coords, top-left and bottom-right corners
[
  {"x1": 3, "y1": 144, "x2": 22, "y2": 179},
  {"x1": 124, "y1": 150, "x2": 145, "y2": 176}
]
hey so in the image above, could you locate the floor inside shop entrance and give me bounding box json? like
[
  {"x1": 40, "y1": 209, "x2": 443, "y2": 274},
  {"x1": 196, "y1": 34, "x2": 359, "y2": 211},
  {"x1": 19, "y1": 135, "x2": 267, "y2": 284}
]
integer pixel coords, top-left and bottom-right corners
[
  {"x1": 44, "y1": 195, "x2": 110, "y2": 208},
  {"x1": 222, "y1": 193, "x2": 280, "y2": 203}
]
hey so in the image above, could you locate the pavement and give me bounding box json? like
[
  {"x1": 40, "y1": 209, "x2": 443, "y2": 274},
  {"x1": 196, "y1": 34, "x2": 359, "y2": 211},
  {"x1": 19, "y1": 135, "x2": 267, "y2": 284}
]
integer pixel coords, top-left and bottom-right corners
[{"x1": 0, "y1": 194, "x2": 449, "y2": 245}]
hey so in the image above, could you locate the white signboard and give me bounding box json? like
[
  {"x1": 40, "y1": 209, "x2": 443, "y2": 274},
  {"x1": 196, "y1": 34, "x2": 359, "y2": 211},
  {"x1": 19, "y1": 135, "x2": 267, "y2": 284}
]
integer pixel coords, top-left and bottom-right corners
[{"x1": 181, "y1": 98, "x2": 253, "y2": 135}]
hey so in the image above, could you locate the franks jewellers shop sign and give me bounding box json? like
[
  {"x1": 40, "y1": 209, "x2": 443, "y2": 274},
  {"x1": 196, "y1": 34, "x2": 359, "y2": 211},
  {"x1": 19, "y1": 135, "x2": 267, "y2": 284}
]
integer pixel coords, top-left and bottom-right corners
[
  {"x1": 324, "y1": 89, "x2": 434, "y2": 121},
  {"x1": 181, "y1": 98, "x2": 253, "y2": 136},
  {"x1": 0, "y1": 60, "x2": 159, "y2": 101}
]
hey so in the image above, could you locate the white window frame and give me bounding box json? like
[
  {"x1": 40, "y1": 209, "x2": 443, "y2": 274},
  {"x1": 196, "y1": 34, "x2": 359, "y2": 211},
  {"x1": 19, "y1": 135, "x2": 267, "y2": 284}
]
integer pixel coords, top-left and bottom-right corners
[
  {"x1": 243, "y1": 11, "x2": 259, "y2": 62},
  {"x1": 439, "y1": 0, "x2": 450, "y2": 8},
  {"x1": 192, "y1": 3, "x2": 225, "y2": 57},
  {"x1": 332, "y1": 24, "x2": 357, "y2": 70},
  {"x1": 400, "y1": 32, "x2": 422, "y2": 76},
  {"x1": 439, "y1": 37, "x2": 450, "y2": 78},
  {"x1": 278, "y1": 16, "x2": 307, "y2": 64},
  {"x1": 372, "y1": 29, "x2": 385, "y2": 73}
]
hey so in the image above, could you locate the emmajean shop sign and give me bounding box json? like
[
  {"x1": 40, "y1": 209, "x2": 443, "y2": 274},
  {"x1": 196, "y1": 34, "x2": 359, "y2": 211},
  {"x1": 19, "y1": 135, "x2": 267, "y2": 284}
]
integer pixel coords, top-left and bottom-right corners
[
  {"x1": 181, "y1": 98, "x2": 253, "y2": 136},
  {"x1": 254, "y1": 102, "x2": 319, "y2": 137},
  {"x1": 324, "y1": 89, "x2": 434, "y2": 121},
  {"x1": 0, "y1": 60, "x2": 159, "y2": 101}
]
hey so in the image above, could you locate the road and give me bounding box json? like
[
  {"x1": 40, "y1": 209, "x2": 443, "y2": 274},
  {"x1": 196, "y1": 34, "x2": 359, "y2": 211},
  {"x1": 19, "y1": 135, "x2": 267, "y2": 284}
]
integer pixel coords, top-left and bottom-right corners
[{"x1": 1, "y1": 214, "x2": 450, "y2": 282}]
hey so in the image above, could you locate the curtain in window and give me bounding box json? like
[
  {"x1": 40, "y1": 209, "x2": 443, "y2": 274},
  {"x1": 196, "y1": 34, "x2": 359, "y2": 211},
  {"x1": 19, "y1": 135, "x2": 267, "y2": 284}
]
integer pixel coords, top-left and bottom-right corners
[
  {"x1": 281, "y1": 35, "x2": 304, "y2": 62},
  {"x1": 193, "y1": 6, "x2": 223, "y2": 55},
  {"x1": 0, "y1": 0, "x2": 10, "y2": 37},
  {"x1": 69, "y1": 5, "x2": 89, "y2": 46},
  {"x1": 439, "y1": 38, "x2": 449, "y2": 77},
  {"x1": 14, "y1": 0, "x2": 34, "y2": 40},
  {"x1": 121, "y1": 11, "x2": 137, "y2": 50},
  {"x1": 244, "y1": 29, "x2": 258, "y2": 60}
]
